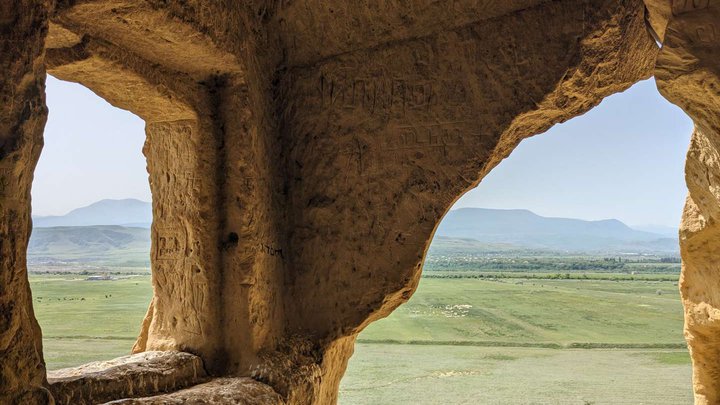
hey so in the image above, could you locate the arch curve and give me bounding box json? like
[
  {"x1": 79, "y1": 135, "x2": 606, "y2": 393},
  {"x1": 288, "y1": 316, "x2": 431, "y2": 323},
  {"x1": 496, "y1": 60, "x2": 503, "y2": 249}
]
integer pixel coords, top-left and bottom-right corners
[{"x1": 2, "y1": 0, "x2": 720, "y2": 403}]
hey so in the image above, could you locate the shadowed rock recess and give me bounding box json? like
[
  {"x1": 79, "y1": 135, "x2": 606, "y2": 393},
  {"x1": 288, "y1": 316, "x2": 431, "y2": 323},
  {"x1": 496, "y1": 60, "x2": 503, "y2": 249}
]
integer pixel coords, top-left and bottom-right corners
[{"x1": 0, "y1": 0, "x2": 718, "y2": 403}]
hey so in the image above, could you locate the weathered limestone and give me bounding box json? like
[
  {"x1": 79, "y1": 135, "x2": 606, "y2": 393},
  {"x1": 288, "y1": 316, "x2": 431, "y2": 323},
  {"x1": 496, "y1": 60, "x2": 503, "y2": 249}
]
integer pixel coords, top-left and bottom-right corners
[
  {"x1": 48, "y1": 351, "x2": 207, "y2": 405},
  {"x1": 279, "y1": 1, "x2": 657, "y2": 400},
  {"x1": 0, "y1": 1, "x2": 53, "y2": 404},
  {"x1": 104, "y1": 377, "x2": 285, "y2": 405},
  {"x1": 1, "y1": 0, "x2": 719, "y2": 403},
  {"x1": 653, "y1": 1, "x2": 720, "y2": 403}
]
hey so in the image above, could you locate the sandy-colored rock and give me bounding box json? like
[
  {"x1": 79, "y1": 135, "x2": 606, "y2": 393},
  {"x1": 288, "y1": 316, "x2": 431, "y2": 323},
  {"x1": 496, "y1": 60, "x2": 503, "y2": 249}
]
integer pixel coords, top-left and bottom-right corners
[
  {"x1": 653, "y1": 1, "x2": 720, "y2": 403},
  {"x1": 279, "y1": 1, "x2": 657, "y2": 400},
  {"x1": 1, "y1": 0, "x2": 719, "y2": 403},
  {"x1": 0, "y1": 1, "x2": 53, "y2": 404},
  {"x1": 47, "y1": 351, "x2": 207, "y2": 405},
  {"x1": 103, "y1": 377, "x2": 285, "y2": 405}
]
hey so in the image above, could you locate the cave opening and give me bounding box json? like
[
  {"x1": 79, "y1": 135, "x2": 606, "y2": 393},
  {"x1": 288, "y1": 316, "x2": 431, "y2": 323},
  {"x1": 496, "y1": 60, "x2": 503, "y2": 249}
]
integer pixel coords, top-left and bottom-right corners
[
  {"x1": 340, "y1": 78, "x2": 696, "y2": 404},
  {"x1": 3, "y1": 0, "x2": 718, "y2": 403},
  {"x1": 29, "y1": 76, "x2": 154, "y2": 370}
]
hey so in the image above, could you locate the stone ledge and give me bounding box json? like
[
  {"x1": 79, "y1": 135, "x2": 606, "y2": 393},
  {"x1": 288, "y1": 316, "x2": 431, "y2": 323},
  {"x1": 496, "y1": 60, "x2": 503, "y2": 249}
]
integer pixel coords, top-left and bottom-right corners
[
  {"x1": 48, "y1": 351, "x2": 207, "y2": 405},
  {"x1": 103, "y1": 377, "x2": 286, "y2": 404}
]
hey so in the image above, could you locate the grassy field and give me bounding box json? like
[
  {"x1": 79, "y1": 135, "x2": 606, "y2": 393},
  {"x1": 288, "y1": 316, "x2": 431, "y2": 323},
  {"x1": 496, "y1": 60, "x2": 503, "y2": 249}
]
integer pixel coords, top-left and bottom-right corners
[
  {"x1": 340, "y1": 276, "x2": 692, "y2": 404},
  {"x1": 340, "y1": 345, "x2": 692, "y2": 404},
  {"x1": 358, "y1": 278, "x2": 685, "y2": 346},
  {"x1": 29, "y1": 273, "x2": 693, "y2": 404},
  {"x1": 30, "y1": 274, "x2": 152, "y2": 368}
]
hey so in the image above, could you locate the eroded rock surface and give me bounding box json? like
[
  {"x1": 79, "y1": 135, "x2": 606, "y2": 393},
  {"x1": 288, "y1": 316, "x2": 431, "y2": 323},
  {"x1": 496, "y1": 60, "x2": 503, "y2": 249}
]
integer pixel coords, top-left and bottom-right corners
[
  {"x1": 47, "y1": 351, "x2": 207, "y2": 405},
  {"x1": 654, "y1": 1, "x2": 720, "y2": 403},
  {"x1": 1, "y1": 0, "x2": 718, "y2": 404},
  {"x1": 104, "y1": 377, "x2": 285, "y2": 405},
  {"x1": 0, "y1": 0, "x2": 53, "y2": 404}
]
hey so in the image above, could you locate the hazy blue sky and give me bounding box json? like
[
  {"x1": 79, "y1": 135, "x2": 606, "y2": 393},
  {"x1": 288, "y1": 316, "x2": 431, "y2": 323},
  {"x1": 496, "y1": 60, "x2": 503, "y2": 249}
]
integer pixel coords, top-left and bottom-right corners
[
  {"x1": 33, "y1": 76, "x2": 150, "y2": 216},
  {"x1": 34, "y1": 76, "x2": 693, "y2": 227},
  {"x1": 454, "y1": 79, "x2": 693, "y2": 227}
]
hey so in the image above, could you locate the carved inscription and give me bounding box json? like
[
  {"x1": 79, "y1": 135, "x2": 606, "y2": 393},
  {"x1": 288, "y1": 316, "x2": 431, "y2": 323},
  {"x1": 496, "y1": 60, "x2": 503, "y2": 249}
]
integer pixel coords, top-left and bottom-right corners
[
  {"x1": 155, "y1": 170, "x2": 199, "y2": 192},
  {"x1": 176, "y1": 123, "x2": 193, "y2": 137},
  {"x1": 0, "y1": 167, "x2": 10, "y2": 199},
  {"x1": 339, "y1": 122, "x2": 481, "y2": 177},
  {"x1": 147, "y1": 121, "x2": 202, "y2": 208},
  {"x1": 315, "y1": 75, "x2": 468, "y2": 114},
  {"x1": 238, "y1": 176, "x2": 271, "y2": 193},
  {"x1": 695, "y1": 23, "x2": 717, "y2": 43},
  {"x1": 259, "y1": 242, "x2": 284, "y2": 260},
  {"x1": 365, "y1": 0, "x2": 494, "y2": 15},
  {"x1": 184, "y1": 171, "x2": 200, "y2": 189},
  {"x1": 381, "y1": 121, "x2": 480, "y2": 170},
  {"x1": 243, "y1": 241, "x2": 284, "y2": 260},
  {"x1": 386, "y1": 122, "x2": 466, "y2": 155},
  {"x1": 154, "y1": 228, "x2": 186, "y2": 261},
  {"x1": 672, "y1": 0, "x2": 711, "y2": 15},
  {"x1": 0, "y1": 2, "x2": 15, "y2": 27},
  {"x1": 0, "y1": 164, "x2": 21, "y2": 208}
]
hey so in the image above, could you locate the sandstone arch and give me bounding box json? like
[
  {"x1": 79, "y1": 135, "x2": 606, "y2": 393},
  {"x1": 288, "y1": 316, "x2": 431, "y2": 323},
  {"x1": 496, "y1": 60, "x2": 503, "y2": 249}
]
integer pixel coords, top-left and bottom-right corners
[{"x1": 1, "y1": 0, "x2": 718, "y2": 404}]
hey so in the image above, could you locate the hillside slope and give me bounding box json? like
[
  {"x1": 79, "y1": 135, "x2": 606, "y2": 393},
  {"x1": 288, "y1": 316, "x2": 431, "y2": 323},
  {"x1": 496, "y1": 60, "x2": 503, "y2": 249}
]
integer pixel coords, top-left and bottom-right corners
[
  {"x1": 28, "y1": 225, "x2": 151, "y2": 267},
  {"x1": 26, "y1": 205, "x2": 679, "y2": 271},
  {"x1": 33, "y1": 199, "x2": 152, "y2": 228}
]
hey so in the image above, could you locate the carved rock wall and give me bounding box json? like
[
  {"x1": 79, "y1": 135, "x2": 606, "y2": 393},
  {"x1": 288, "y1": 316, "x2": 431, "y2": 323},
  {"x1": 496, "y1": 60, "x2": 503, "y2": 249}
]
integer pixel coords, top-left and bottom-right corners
[
  {"x1": 0, "y1": 0, "x2": 718, "y2": 404},
  {"x1": 0, "y1": 1, "x2": 53, "y2": 403},
  {"x1": 654, "y1": 1, "x2": 720, "y2": 403},
  {"x1": 134, "y1": 118, "x2": 226, "y2": 370},
  {"x1": 278, "y1": 0, "x2": 656, "y2": 400},
  {"x1": 216, "y1": 75, "x2": 288, "y2": 376},
  {"x1": 44, "y1": 0, "x2": 293, "y2": 384}
]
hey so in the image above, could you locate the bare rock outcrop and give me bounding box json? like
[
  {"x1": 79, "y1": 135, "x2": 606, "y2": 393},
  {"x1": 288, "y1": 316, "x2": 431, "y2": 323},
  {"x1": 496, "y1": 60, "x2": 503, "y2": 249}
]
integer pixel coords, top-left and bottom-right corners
[
  {"x1": 1, "y1": 0, "x2": 718, "y2": 404},
  {"x1": 653, "y1": 1, "x2": 720, "y2": 403},
  {"x1": 0, "y1": 1, "x2": 53, "y2": 403},
  {"x1": 103, "y1": 378, "x2": 286, "y2": 405},
  {"x1": 47, "y1": 351, "x2": 207, "y2": 405}
]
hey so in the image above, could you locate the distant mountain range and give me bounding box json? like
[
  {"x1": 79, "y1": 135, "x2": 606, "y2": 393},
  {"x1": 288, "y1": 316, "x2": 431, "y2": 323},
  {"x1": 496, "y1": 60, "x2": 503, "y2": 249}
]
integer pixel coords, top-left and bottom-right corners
[
  {"x1": 29, "y1": 199, "x2": 152, "y2": 267},
  {"x1": 27, "y1": 201, "x2": 679, "y2": 269},
  {"x1": 630, "y1": 224, "x2": 679, "y2": 238},
  {"x1": 28, "y1": 225, "x2": 150, "y2": 267},
  {"x1": 33, "y1": 199, "x2": 152, "y2": 228},
  {"x1": 434, "y1": 208, "x2": 678, "y2": 254}
]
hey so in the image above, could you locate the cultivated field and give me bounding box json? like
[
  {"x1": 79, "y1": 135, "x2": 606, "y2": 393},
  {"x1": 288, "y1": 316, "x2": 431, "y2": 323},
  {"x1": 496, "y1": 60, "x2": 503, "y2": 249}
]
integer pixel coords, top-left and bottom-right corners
[{"x1": 29, "y1": 273, "x2": 693, "y2": 404}]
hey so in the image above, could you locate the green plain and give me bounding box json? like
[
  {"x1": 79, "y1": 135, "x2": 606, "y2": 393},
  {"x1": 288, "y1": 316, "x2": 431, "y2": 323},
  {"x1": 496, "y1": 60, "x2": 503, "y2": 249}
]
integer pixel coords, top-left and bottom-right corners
[
  {"x1": 340, "y1": 276, "x2": 692, "y2": 404},
  {"x1": 29, "y1": 273, "x2": 693, "y2": 404},
  {"x1": 358, "y1": 278, "x2": 685, "y2": 346},
  {"x1": 30, "y1": 274, "x2": 153, "y2": 368}
]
